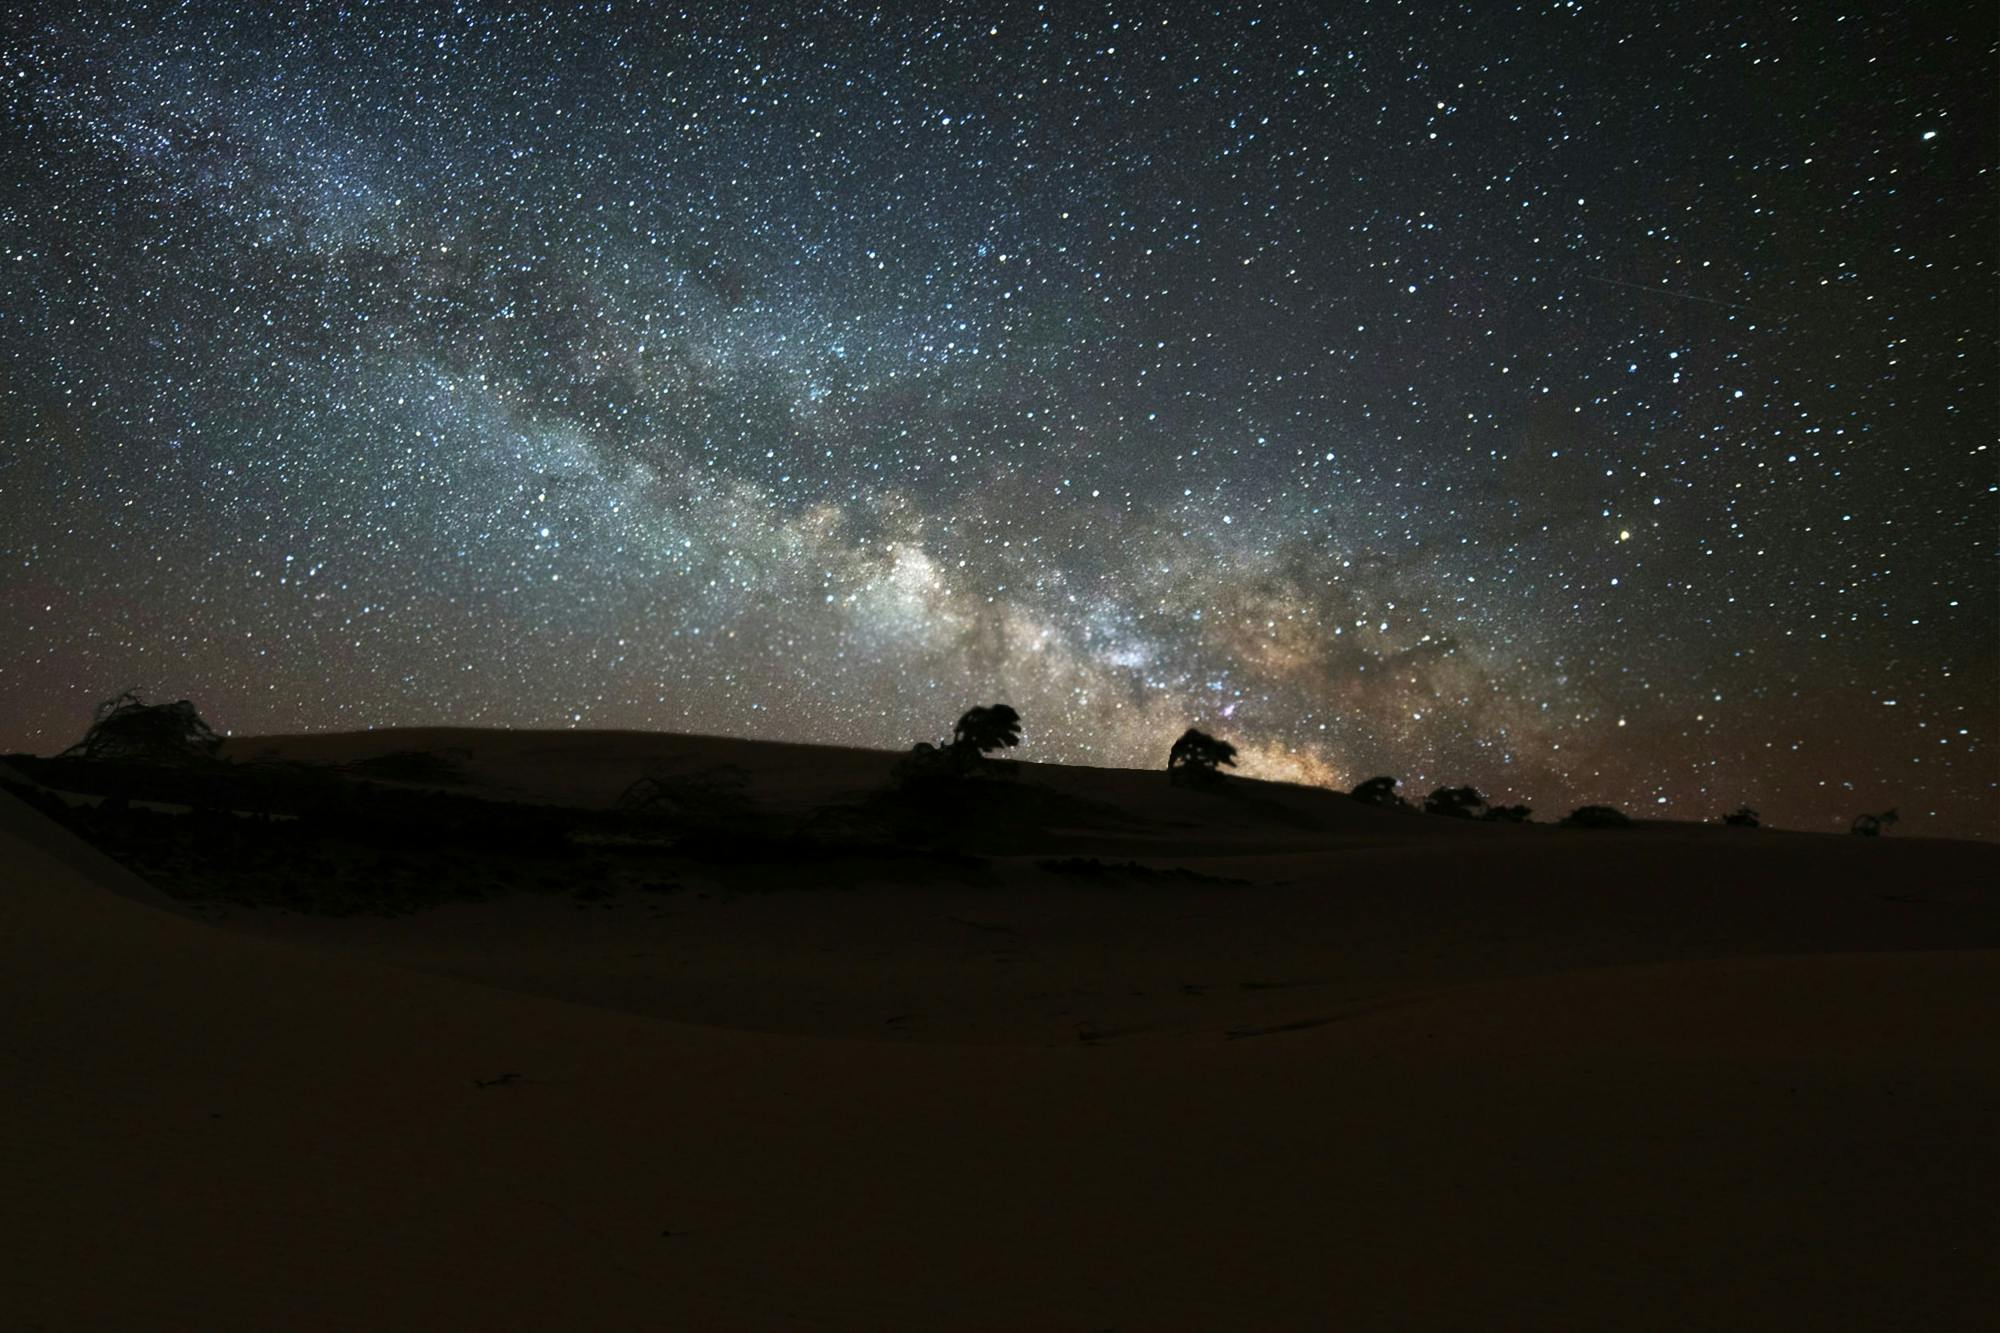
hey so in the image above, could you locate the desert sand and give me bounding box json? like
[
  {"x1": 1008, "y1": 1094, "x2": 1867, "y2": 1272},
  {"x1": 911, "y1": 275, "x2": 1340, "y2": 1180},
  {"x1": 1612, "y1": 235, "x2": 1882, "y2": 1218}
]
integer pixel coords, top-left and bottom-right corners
[{"x1": 5, "y1": 728, "x2": 1997, "y2": 1330}]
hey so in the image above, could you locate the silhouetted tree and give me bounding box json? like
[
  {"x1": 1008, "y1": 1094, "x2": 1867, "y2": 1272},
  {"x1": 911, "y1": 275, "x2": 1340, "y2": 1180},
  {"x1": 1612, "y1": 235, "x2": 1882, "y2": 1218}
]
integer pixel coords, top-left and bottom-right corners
[
  {"x1": 1851, "y1": 807, "x2": 1898, "y2": 837},
  {"x1": 1483, "y1": 804, "x2": 1533, "y2": 823},
  {"x1": 1424, "y1": 785, "x2": 1487, "y2": 819},
  {"x1": 1167, "y1": 728, "x2": 1238, "y2": 786},
  {"x1": 1350, "y1": 775, "x2": 1402, "y2": 807},
  {"x1": 61, "y1": 691, "x2": 223, "y2": 765},
  {"x1": 1561, "y1": 804, "x2": 1633, "y2": 829},
  {"x1": 952, "y1": 704, "x2": 1022, "y2": 759},
  {"x1": 1722, "y1": 805, "x2": 1760, "y2": 828},
  {"x1": 895, "y1": 704, "x2": 1023, "y2": 787}
]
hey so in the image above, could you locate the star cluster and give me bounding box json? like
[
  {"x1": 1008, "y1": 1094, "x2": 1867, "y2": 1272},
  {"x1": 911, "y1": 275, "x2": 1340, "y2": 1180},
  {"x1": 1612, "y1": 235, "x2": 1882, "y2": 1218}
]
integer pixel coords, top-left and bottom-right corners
[{"x1": 1, "y1": 2, "x2": 1993, "y2": 834}]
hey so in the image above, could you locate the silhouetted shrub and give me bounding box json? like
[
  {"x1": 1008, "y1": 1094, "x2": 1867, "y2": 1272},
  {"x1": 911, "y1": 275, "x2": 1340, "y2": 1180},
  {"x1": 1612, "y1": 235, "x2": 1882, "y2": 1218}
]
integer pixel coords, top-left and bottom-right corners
[
  {"x1": 1350, "y1": 775, "x2": 1403, "y2": 807},
  {"x1": 1483, "y1": 804, "x2": 1533, "y2": 823},
  {"x1": 1561, "y1": 804, "x2": 1633, "y2": 829},
  {"x1": 1722, "y1": 805, "x2": 1760, "y2": 828},
  {"x1": 1851, "y1": 807, "x2": 1898, "y2": 837},
  {"x1": 1424, "y1": 785, "x2": 1487, "y2": 819},
  {"x1": 1167, "y1": 728, "x2": 1238, "y2": 786},
  {"x1": 892, "y1": 741, "x2": 952, "y2": 787},
  {"x1": 62, "y1": 691, "x2": 223, "y2": 766}
]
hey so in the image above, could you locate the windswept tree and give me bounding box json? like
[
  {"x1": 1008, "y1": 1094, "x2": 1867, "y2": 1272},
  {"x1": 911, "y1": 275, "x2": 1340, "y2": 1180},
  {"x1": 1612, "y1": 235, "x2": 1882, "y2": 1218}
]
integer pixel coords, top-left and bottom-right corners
[
  {"x1": 1350, "y1": 775, "x2": 1402, "y2": 807},
  {"x1": 1167, "y1": 728, "x2": 1238, "y2": 786},
  {"x1": 1722, "y1": 805, "x2": 1760, "y2": 828},
  {"x1": 1851, "y1": 807, "x2": 1898, "y2": 837},
  {"x1": 1483, "y1": 803, "x2": 1533, "y2": 824},
  {"x1": 952, "y1": 704, "x2": 1022, "y2": 759},
  {"x1": 61, "y1": 691, "x2": 223, "y2": 765},
  {"x1": 892, "y1": 703, "x2": 1023, "y2": 789},
  {"x1": 897, "y1": 704, "x2": 1024, "y2": 785},
  {"x1": 1424, "y1": 785, "x2": 1487, "y2": 819}
]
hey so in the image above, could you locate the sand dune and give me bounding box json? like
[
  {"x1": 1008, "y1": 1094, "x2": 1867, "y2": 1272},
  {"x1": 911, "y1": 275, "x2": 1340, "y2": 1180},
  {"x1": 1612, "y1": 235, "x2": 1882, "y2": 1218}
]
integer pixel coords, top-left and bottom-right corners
[
  {"x1": 7, "y1": 734, "x2": 1999, "y2": 1330},
  {"x1": 213, "y1": 728, "x2": 2000, "y2": 1047}
]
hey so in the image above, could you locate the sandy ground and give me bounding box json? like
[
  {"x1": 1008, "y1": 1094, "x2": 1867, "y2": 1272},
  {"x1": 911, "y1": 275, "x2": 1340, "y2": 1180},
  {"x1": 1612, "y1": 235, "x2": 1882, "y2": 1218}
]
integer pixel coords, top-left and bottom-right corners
[{"x1": 7, "y1": 730, "x2": 1999, "y2": 1330}]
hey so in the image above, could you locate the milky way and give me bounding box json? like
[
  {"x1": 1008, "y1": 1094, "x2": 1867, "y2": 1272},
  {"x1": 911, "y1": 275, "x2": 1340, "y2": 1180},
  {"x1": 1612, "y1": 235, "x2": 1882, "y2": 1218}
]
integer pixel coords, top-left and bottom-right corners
[{"x1": 1, "y1": 2, "x2": 1993, "y2": 835}]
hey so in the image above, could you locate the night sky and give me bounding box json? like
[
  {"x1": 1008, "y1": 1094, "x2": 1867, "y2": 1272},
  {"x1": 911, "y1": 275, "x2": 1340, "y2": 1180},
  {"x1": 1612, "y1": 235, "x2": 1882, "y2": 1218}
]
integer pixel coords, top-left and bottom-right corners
[{"x1": 1, "y1": 2, "x2": 1993, "y2": 836}]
